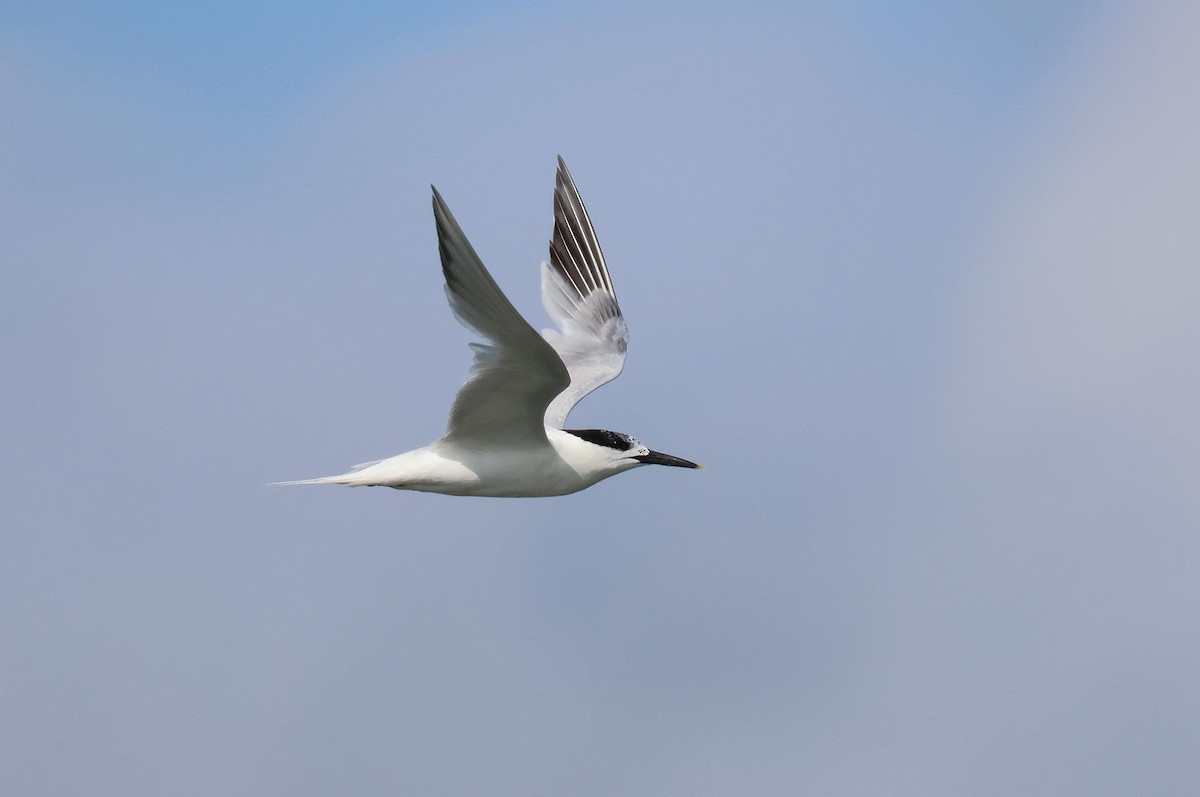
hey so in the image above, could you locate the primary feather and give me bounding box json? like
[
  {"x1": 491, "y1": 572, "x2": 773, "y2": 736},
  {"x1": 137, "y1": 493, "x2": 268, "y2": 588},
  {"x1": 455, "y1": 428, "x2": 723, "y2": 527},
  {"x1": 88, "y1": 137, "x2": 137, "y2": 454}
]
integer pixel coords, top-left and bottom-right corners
[{"x1": 541, "y1": 156, "x2": 630, "y2": 428}]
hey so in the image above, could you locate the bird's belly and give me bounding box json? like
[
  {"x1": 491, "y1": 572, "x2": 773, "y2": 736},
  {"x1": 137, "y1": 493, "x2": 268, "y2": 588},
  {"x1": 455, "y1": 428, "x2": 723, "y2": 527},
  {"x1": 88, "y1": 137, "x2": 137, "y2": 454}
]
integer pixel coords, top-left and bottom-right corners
[
  {"x1": 448, "y1": 457, "x2": 587, "y2": 497},
  {"x1": 391, "y1": 446, "x2": 589, "y2": 498}
]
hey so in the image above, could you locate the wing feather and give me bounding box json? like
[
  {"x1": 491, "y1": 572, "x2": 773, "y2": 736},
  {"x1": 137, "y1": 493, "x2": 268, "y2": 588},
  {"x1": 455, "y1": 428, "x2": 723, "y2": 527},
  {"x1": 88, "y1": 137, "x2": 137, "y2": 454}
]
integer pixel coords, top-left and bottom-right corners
[
  {"x1": 432, "y1": 187, "x2": 569, "y2": 445},
  {"x1": 541, "y1": 157, "x2": 629, "y2": 428}
]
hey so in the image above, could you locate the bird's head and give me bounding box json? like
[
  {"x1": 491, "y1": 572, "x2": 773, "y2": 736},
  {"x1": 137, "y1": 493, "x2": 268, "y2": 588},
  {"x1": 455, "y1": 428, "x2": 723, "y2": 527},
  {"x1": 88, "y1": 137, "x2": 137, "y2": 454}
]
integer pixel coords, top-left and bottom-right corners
[{"x1": 564, "y1": 429, "x2": 701, "y2": 473}]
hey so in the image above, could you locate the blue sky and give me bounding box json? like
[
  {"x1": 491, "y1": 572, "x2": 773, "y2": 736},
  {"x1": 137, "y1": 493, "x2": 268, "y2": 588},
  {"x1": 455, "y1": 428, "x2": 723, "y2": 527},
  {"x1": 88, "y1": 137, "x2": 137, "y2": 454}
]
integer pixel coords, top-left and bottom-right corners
[
  {"x1": 2, "y1": 1, "x2": 1091, "y2": 169},
  {"x1": 4, "y1": 2, "x2": 1198, "y2": 794}
]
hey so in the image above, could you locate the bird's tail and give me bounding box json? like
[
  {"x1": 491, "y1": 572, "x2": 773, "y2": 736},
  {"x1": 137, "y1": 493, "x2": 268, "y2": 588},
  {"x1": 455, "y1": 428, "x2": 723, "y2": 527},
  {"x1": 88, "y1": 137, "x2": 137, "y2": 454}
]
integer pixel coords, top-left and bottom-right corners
[
  {"x1": 270, "y1": 473, "x2": 362, "y2": 487},
  {"x1": 271, "y1": 458, "x2": 391, "y2": 487},
  {"x1": 270, "y1": 472, "x2": 345, "y2": 484}
]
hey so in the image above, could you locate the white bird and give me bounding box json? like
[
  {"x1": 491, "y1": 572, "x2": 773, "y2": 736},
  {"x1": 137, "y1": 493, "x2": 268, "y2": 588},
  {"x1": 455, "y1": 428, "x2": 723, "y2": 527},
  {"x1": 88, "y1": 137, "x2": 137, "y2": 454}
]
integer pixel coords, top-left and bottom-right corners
[{"x1": 277, "y1": 157, "x2": 699, "y2": 497}]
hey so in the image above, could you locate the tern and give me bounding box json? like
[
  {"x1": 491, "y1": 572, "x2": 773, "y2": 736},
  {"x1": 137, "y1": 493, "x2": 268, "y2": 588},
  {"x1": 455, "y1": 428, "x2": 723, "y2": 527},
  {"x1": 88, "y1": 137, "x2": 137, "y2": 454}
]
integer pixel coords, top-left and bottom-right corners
[{"x1": 277, "y1": 157, "x2": 700, "y2": 497}]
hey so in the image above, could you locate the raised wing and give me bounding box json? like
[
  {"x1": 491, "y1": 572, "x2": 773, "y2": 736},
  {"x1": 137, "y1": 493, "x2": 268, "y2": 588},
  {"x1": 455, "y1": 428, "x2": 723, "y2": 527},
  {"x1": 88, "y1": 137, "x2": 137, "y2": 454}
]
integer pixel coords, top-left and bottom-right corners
[
  {"x1": 433, "y1": 187, "x2": 570, "y2": 445},
  {"x1": 541, "y1": 156, "x2": 630, "y2": 428}
]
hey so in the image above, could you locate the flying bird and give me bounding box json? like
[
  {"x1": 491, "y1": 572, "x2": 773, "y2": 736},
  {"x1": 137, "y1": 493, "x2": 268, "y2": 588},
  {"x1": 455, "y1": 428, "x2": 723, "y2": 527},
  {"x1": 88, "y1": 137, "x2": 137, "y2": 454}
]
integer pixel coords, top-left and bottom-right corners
[{"x1": 277, "y1": 157, "x2": 699, "y2": 496}]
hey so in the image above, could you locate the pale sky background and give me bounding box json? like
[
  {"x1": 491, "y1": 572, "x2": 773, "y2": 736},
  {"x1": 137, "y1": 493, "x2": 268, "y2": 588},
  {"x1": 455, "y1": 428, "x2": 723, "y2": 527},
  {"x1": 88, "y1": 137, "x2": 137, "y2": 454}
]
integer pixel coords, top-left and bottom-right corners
[{"x1": 3, "y1": 1, "x2": 1198, "y2": 794}]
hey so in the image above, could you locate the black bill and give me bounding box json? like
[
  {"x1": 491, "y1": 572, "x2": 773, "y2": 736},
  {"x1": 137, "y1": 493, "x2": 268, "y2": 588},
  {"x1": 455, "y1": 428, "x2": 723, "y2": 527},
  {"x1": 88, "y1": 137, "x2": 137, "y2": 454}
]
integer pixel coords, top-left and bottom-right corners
[{"x1": 634, "y1": 450, "x2": 702, "y2": 469}]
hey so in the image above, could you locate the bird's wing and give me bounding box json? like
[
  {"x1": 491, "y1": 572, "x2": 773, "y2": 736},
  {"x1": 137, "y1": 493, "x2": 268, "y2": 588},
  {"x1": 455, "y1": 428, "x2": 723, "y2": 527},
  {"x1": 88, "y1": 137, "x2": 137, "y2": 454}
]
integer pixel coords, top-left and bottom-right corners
[
  {"x1": 433, "y1": 186, "x2": 570, "y2": 445},
  {"x1": 540, "y1": 156, "x2": 629, "y2": 429}
]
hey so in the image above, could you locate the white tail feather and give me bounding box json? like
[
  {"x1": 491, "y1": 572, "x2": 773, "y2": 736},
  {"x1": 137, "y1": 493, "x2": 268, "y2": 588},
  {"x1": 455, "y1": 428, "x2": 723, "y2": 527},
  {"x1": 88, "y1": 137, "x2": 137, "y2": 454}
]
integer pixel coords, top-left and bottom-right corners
[{"x1": 270, "y1": 474, "x2": 359, "y2": 486}]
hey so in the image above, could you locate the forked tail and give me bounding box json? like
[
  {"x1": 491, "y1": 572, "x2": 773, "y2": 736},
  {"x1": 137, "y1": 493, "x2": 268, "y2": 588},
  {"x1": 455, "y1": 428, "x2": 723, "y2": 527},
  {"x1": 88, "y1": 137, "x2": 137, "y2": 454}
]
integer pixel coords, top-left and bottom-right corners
[
  {"x1": 270, "y1": 474, "x2": 356, "y2": 487},
  {"x1": 270, "y1": 459, "x2": 385, "y2": 487}
]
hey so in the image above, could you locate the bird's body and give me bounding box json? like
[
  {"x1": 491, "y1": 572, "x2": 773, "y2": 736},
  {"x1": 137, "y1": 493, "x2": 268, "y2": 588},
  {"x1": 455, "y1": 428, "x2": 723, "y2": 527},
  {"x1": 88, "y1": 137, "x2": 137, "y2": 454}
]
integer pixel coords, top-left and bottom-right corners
[
  {"x1": 284, "y1": 428, "x2": 643, "y2": 497},
  {"x1": 277, "y1": 157, "x2": 699, "y2": 497}
]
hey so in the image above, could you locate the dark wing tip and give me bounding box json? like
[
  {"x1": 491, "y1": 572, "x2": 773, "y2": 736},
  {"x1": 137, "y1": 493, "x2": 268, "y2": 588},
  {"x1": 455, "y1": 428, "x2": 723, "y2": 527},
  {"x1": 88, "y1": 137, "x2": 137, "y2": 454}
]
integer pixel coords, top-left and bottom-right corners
[
  {"x1": 430, "y1": 186, "x2": 475, "y2": 289},
  {"x1": 547, "y1": 156, "x2": 617, "y2": 303}
]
